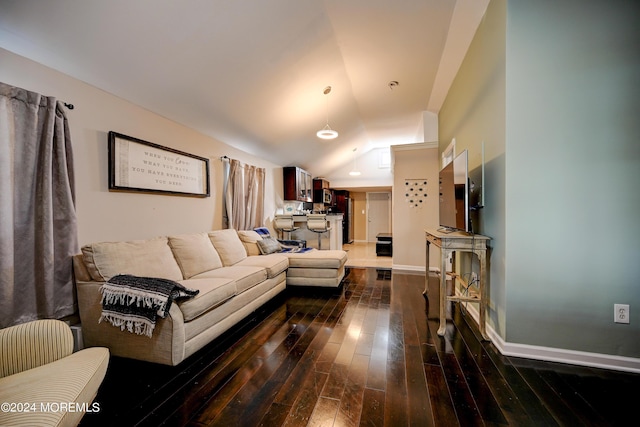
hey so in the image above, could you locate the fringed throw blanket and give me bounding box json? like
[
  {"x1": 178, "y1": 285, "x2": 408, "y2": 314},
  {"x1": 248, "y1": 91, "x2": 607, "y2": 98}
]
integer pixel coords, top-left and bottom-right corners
[{"x1": 99, "y1": 274, "x2": 199, "y2": 337}]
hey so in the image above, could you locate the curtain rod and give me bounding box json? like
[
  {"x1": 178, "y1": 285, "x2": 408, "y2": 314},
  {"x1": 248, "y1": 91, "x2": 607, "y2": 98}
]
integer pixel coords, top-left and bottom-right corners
[
  {"x1": 63, "y1": 102, "x2": 74, "y2": 110},
  {"x1": 220, "y1": 155, "x2": 229, "y2": 161}
]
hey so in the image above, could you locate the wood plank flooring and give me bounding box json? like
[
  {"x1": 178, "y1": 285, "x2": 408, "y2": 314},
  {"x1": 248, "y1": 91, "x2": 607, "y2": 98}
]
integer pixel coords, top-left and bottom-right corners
[{"x1": 81, "y1": 268, "x2": 640, "y2": 426}]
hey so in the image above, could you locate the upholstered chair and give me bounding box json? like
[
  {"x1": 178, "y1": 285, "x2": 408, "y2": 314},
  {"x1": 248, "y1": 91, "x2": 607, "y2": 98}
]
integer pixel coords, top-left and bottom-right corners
[{"x1": 0, "y1": 319, "x2": 110, "y2": 427}]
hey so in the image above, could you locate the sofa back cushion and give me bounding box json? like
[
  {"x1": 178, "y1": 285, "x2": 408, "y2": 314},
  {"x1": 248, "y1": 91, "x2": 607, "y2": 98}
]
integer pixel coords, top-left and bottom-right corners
[
  {"x1": 237, "y1": 230, "x2": 263, "y2": 256},
  {"x1": 208, "y1": 229, "x2": 247, "y2": 266},
  {"x1": 81, "y1": 237, "x2": 183, "y2": 282},
  {"x1": 168, "y1": 233, "x2": 223, "y2": 279}
]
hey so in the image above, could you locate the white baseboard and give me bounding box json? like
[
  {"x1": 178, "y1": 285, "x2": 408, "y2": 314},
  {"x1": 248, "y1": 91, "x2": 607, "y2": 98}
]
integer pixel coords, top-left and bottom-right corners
[
  {"x1": 455, "y1": 292, "x2": 640, "y2": 374},
  {"x1": 391, "y1": 264, "x2": 426, "y2": 272},
  {"x1": 390, "y1": 264, "x2": 441, "y2": 274},
  {"x1": 496, "y1": 335, "x2": 640, "y2": 373},
  {"x1": 379, "y1": 268, "x2": 640, "y2": 373}
]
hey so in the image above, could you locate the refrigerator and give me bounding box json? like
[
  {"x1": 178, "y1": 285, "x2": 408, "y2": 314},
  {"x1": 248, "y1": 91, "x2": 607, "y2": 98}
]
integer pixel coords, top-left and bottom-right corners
[{"x1": 334, "y1": 190, "x2": 353, "y2": 244}]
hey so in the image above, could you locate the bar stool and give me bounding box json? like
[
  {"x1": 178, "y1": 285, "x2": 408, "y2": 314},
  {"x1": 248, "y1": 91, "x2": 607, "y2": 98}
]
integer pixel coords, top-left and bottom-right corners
[
  {"x1": 307, "y1": 214, "x2": 331, "y2": 250},
  {"x1": 273, "y1": 215, "x2": 298, "y2": 239}
]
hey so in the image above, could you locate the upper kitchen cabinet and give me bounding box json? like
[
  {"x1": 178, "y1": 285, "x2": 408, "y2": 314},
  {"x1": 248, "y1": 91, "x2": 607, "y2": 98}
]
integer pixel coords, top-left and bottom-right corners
[{"x1": 283, "y1": 166, "x2": 312, "y2": 202}]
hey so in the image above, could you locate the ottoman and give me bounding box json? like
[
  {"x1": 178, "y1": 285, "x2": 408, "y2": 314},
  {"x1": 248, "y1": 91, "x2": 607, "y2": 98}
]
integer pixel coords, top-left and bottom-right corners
[{"x1": 283, "y1": 249, "x2": 348, "y2": 287}]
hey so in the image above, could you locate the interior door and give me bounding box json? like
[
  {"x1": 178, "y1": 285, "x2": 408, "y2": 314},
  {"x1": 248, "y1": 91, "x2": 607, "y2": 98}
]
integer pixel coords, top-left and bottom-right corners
[{"x1": 367, "y1": 192, "x2": 391, "y2": 242}]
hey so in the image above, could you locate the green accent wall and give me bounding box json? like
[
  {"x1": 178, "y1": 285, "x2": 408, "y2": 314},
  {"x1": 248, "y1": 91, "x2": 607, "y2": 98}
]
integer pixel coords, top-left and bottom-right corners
[
  {"x1": 439, "y1": 0, "x2": 640, "y2": 358},
  {"x1": 439, "y1": 0, "x2": 507, "y2": 336}
]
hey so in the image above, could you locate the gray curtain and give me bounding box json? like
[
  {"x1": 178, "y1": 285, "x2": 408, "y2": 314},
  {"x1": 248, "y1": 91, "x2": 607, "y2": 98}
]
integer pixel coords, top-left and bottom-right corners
[
  {"x1": 0, "y1": 82, "x2": 78, "y2": 328},
  {"x1": 224, "y1": 159, "x2": 265, "y2": 230}
]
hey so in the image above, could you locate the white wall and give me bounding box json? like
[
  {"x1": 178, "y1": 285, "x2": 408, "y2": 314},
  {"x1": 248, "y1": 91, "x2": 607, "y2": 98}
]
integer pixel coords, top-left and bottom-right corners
[{"x1": 1, "y1": 48, "x2": 283, "y2": 246}]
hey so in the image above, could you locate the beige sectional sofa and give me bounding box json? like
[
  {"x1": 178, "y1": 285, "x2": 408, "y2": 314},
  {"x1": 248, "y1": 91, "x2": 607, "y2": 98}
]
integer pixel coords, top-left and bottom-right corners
[{"x1": 73, "y1": 229, "x2": 347, "y2": 366}]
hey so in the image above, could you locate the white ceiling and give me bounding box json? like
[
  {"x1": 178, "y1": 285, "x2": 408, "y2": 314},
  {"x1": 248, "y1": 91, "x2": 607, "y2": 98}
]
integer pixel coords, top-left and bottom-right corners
[{"x1": 0, "y1": 0, "x2": 488, "y2": 177}]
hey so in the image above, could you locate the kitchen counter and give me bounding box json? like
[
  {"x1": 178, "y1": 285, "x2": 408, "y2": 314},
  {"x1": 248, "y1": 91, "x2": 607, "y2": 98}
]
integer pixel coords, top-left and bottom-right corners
[{"x1": 289, "y1": 214, "x2": 343, "y2": 250}]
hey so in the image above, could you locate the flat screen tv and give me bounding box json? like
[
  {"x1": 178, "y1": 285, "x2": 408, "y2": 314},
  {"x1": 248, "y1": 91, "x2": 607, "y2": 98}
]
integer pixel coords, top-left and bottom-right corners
[{"x1": 439, "y1": 150, "x2": 470, "y2": 232}]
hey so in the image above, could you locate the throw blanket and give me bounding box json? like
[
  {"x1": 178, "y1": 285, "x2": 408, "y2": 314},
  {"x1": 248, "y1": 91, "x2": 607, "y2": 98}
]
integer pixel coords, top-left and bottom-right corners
[
  {"x1": 99, "y1": 274, "x2": 199, "y2": 337},
  {"x1": 280, "y1": 246, "x2": 313, "y2": 254},
  {"x1": 254, "y1": 227, "x2": 271, "y2": 238},
  {"x1": 254, "y1": 227, "x2": 313, "y2": 253}
]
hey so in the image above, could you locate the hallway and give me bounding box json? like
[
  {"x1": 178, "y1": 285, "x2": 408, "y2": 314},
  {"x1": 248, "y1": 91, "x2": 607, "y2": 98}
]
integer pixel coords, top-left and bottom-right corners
[{"x1": 343, "y1": 242, "x2": 392, "y2": 269}]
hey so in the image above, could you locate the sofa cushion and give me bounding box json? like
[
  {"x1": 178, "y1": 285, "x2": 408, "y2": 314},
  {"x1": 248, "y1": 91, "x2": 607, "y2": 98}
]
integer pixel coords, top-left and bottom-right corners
[
  {"x1": 257, "y1": 237, "x2": 282, "y2": 255},
  {"x1": 238, "y1": 230, "x2": 262, "y2": 256},
  {"x1": 237, "y1": 230, "x2": 263, "y2": 256},
  {"x1": 208, "y1": 229, "x2": 247, "y2": 266},
  {"x1": 81, "y1": 237, "x2": 183, "y2": 282},
  {"x1": 168, "y1": 233, "x2": 223, "y2": 279},
  {"x1": 236, "y1": 254, "x2": 289, "y2": 279},
  {"x1": 192, "y1": 265, "x2": 267, "y2": 294},
  {"x1": 176, "y1": 277, "x2": 236, "y2": 321},
  {"x1": 283, "y1": 249, "x2": 348, "y2": 269}
]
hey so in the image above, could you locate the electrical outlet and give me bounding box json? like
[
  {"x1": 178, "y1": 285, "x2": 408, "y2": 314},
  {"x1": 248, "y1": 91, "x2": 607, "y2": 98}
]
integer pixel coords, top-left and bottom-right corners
[{"x1": 614, "y1": 304, "x2": 630, "y2": 324}]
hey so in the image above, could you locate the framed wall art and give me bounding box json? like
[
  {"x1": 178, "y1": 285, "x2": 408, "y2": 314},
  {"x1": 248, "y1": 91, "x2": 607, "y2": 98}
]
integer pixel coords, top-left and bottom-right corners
[{"x1": 108, "y1": 131, "x2": 210, "y2": 197}]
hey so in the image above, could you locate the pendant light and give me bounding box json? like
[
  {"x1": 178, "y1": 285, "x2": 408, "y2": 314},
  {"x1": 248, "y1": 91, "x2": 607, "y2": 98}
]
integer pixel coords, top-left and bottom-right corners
[
  {"x1": 349, "y1": 148, "x2": 361, "y2": 176},
  {"x1": 317, "y1": 86, "x2": 338, "y2": 140}
]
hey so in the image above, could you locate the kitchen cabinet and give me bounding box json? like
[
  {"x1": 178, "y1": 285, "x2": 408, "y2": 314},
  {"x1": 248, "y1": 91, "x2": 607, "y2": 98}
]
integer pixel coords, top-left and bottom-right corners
[
  {"x1": 283, "y1": 166, "x2": 312, "y2": 202},
  {"x1": 313, "y1": 178, "x2": 330, "y2": 203},
  {"x1": 313, "y1": 178, "x2": 330, "y2": 190}
]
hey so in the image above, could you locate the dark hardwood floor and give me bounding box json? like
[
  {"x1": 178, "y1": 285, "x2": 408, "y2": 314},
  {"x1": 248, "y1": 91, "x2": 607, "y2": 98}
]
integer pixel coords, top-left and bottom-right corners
[{"x1": 81, "y1": 268, "x2": 640, "y2": 426}]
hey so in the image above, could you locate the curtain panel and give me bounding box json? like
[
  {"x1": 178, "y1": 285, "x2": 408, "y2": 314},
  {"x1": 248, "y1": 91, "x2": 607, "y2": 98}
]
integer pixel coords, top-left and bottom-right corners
[
  {"x1": 224, "y1": 159, "x2": 265, "y2": 230},
  {"x1": 0, "y1": 82, "x2": 78, "y2": 328}
]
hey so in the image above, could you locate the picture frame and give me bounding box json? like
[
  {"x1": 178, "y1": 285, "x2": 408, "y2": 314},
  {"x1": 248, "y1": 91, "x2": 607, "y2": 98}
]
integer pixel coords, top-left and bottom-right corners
[{"x1": 108, "y1": 131, "x2": 210, "y2": 197}]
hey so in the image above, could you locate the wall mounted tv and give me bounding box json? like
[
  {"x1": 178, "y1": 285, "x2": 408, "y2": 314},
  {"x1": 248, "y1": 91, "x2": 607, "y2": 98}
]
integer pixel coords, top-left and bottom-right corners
[{"x1": 439, "y1": 149, "x2": 470, "y2": 232}]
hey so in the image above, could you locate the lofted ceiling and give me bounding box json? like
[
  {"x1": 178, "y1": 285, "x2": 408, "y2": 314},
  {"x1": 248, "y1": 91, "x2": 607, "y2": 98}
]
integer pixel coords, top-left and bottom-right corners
[{"x1": 0, "y1": 0, "x2": 488, "y2": 178}]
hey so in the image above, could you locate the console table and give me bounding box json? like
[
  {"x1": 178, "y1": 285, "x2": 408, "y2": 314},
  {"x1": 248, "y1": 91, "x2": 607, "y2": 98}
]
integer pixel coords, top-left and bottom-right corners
[{"x1": 424, "y1": 228, "x2": 491, "y2": 340}]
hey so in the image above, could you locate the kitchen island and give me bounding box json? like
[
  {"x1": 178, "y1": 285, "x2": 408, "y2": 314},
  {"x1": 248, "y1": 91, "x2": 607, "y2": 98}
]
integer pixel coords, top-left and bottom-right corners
[{"x1": 288, "y1": 214, "x2": 343, "y2": 250}]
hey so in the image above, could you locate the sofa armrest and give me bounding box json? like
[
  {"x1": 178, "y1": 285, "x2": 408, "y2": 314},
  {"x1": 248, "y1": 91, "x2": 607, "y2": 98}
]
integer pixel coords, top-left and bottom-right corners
[
  {"x1": 73, "y1": 253, "x2": 92, "y2": 282},
  {"x1": 0, "y1": 319, "x2": 74, "y2": 378},
  {"x1": 77, "y1": 280, "x2": 186, "y2": 365}
]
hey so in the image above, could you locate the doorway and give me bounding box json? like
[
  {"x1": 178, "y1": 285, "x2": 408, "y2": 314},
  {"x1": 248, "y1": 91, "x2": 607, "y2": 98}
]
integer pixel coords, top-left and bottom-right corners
[{"x1": 366, "y1": 192, "x2": 391, "y2": 242}]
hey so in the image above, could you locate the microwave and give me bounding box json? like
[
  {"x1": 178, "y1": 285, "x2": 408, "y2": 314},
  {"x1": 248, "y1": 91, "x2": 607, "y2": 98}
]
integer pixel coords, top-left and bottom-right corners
[
  {"x1": 322, "y1": 189, "x2": 332, "y2": 205},
  {"x1": 313, "y1": 188, "x2": 333, "y2": 205}
]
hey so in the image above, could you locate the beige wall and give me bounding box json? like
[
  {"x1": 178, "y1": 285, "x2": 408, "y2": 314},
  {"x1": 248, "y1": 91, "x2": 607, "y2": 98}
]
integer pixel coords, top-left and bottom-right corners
[
  {"x1": 1, "y1": 48, "x2": 283, "y2": 247},
  {"x1": 350, "y1": 192, "x2": 367, "y2": 242},
  {"x1": 391, "y1": 145, "x2": 439, "y2": 271}
]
